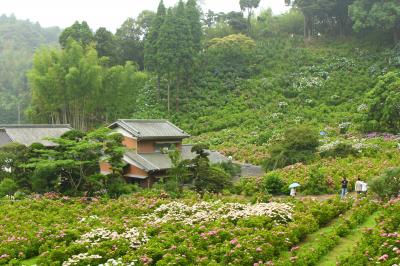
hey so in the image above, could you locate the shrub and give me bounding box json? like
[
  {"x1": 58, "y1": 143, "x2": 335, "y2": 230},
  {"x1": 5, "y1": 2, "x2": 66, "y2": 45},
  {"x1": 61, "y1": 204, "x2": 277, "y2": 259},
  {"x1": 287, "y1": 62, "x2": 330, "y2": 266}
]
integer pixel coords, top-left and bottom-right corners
[
  {"x1": 217, "y1": 161, "x2": 241, "y2": 177},
  {"x1": 262, "y1": 173, "x2": 286, "y2": 195},
  {"x1": 369, "y1": 167, "x2": 400, "y2": 199},
  {"x1": 263, "y1": 126, "x2": 319, "y2": 171},
  {"x1": 0, "y1": 178, "x2": 18, "y2": 197},
  {"x1": 303, "y1": 168, "x2": 329, "y2": 195},
  {"x1": 320, "y1": 141, "x2": 358, "y2": 158}
]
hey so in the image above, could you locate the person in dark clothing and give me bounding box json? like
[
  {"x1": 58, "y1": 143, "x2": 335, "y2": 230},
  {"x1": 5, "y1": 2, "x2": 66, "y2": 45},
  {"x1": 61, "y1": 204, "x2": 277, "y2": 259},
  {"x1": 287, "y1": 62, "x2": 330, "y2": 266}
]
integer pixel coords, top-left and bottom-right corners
[{"x1": 341, "y1": 177, "x2": 348, "y2": 199}]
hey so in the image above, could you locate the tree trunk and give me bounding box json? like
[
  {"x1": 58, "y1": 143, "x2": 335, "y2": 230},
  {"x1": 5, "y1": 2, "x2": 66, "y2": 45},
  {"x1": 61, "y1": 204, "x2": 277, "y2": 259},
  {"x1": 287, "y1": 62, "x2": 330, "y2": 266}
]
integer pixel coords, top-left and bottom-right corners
[
  {"x1": 17, "y1": 102, "x2": 21, "y2": 124},
  {"x1": 394, "y1": 25, "x2": 400, "y2": 43},
  {"x1": 157, "y1": 75, "x2": 161, "y2": 101},
  {"x1": 167, "y1": 82, "x2": 170, "y2": 113},
  {"x1": 176, "y1": 79, "x2": 180, "y2": 112}
]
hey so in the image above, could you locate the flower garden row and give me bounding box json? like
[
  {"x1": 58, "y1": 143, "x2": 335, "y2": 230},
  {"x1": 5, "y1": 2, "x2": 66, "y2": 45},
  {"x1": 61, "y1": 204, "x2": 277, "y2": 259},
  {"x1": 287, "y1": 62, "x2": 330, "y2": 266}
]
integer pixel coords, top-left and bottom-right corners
[
  {"x1": 274, "y1": 197, "x2": 378, "y2": 265},
  {"x1": 339, "y1": 197, "x2": 400, "y2": 266},
  {"x1": 0, "y1": 193, "x2": 353, "y2": 265}
]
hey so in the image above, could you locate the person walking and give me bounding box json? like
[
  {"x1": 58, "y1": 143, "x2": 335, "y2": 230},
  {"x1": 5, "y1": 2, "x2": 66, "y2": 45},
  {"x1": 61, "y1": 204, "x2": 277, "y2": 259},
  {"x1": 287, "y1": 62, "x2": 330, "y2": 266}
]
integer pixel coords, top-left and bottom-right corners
[
  {"x1": 361, "y1": 181, "x2": 368, "y2": 195},
  {"x1": 355, "y1": 177, "x2": 363, "y2": 195},
  {"x1": 290, "y1": 187, "x2": 296, "y2": 197},
  {"x1": 341, "y1": 177, "x2": 348, "y2": 199}
]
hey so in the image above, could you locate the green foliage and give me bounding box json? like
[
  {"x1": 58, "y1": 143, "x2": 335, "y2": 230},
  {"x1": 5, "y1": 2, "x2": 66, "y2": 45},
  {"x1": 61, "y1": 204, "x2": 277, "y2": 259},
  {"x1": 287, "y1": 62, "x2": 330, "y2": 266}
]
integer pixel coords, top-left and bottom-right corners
[
  {"x1": 0, "y1": 15, "x2": 60, "y2": 124},
  {"x1": 303, "y1": 167, "x2": 329, "y2": 195},
  {"x1": 206, "y1": 34, "x2": 256, "y2": 79},
  {"x1": 94, "y1": 27, "x2": 118, "y2": 66},
  {"x1": 165, "y1": 148, "x2": 190, "y2": 197},
  {"x1": 369, "y1": 167, "x2": 400, "y2": 199},
  {"x1": 365, "y1": 71, "x2": 400, "y2": 133},
  {"x1": 191, "y1": 144, "x2": 231, "y2": 196},
  {"x1": 320, "y1": 142, "x2": 358, "y2": 158},
  {"x1": 262, "y1": 173, "x2": 286, "y2": 195},
  {"x1": 28, "y1": 40, "x2": 148, "y2": 130},
  {"x1": 59, "y1": 21, "x2": 93, "y2": 48},
  {"x1": 263, "y1": 126, "x2": 319, "y2": 170},
  {"x1": 21, "y1": 128, "x2": 125, "y2": 196},
  {"x1": 0, "y1": 178, "x2": 18, "y2": 197},
  {"x1": 349, "y1": 0, "x2": 400, "y2": 42},
  {"x1": 217, "y1": 161, "x2": 241, "y2": 177}
]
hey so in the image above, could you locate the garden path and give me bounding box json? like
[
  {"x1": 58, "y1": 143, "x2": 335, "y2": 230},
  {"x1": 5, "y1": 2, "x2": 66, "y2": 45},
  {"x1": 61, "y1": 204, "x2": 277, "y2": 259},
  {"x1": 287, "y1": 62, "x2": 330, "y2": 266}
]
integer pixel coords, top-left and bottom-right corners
[{"x1": 316, "y1": 212, "x2": 379, "y2": 266}]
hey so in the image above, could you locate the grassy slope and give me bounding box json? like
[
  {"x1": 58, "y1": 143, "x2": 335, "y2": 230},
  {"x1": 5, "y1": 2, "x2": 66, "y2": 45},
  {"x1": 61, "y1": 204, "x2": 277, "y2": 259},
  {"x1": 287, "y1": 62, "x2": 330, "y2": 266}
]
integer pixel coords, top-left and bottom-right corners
[{"x1": 179, "y1": 38, "x2": 391, "y2": 164}]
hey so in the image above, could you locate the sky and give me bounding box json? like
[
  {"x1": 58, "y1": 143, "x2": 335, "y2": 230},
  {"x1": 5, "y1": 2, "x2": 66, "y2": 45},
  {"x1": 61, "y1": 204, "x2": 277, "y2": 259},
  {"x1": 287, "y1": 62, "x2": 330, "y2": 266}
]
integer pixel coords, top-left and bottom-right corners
[{"x1": 0, "y1": 0, "x2": 289, "y2": 32}]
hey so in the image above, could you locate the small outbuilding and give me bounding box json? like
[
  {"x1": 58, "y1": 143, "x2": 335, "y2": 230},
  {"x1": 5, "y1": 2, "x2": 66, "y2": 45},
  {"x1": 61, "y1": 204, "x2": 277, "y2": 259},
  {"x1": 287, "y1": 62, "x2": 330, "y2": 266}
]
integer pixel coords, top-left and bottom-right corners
[{"x1": 0, "y1": 124, "x2": 72, "y2": 147}]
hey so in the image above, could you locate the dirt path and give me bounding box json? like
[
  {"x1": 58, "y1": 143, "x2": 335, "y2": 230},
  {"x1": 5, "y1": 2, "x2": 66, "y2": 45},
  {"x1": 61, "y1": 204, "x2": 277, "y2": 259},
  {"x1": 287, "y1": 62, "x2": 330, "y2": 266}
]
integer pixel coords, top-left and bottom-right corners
[{"x1": 317, "y1": 212, "x2": 379, "y2": 266}]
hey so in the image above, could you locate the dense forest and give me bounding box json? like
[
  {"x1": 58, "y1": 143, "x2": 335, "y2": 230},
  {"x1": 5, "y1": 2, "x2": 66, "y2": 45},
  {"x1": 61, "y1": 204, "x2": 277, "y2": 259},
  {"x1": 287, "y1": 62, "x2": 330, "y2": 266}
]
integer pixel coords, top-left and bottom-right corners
[
  {"x1": 2, "y1": 0, "x2": 400, "y2": 161},
  {"x1": 0, "y1": 14, "x2": 60, "y2": 124}
]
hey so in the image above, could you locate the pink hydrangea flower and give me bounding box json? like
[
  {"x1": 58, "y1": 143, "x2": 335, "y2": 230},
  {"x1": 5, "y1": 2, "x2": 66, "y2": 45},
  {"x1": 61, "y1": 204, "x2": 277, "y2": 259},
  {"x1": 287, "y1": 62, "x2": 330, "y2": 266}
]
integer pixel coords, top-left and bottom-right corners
[{"x1": 378, "y1": 254, "x2": 389, "y2": 261}]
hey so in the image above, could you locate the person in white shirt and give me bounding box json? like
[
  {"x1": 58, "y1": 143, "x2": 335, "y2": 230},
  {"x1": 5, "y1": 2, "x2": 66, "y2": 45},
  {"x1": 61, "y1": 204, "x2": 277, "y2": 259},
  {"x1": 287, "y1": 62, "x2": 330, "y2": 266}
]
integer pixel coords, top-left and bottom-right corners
[
  {"x1": 361, "y1": 181, "x2": 368, "y2": 195},
  {"x1": 355, "y1": 177, "x2": 363, "y2": 195},
  {"x1": 290, "y1": 188, "x2": 296, "y2": 197}
]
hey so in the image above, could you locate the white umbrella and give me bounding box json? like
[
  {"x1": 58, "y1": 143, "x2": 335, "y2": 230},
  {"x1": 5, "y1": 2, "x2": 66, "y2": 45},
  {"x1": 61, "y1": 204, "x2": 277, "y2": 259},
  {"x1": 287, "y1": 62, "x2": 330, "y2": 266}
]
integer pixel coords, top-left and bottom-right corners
[{"x1": 289, "y1": 183, "x2": 301, "y2": 189}]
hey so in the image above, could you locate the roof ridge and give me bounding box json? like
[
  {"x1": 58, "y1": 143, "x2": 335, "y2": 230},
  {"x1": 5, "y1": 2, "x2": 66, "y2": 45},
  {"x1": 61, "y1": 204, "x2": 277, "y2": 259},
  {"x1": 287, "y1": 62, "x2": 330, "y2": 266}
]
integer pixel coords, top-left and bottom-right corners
[
  {"x1": 119, "y1": 120, "x2": 141, "y2": 135},
  {"x1": 119, "y1": 119, "x2": 168, "y2": 123},
  {"x1": 0, "y1": 124, "x2": 72, "y2": 128}
]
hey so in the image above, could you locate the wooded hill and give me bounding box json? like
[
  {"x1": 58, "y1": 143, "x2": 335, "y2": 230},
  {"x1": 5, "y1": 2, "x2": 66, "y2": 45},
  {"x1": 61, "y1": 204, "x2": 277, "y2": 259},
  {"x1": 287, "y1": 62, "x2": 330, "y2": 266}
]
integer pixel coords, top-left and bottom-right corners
[
  {"x1": 0, "y1": 15, "x2": 60, "y2": 124},
  {"x1": 2, "y1": 0, "x2": 400, "y2": 163}
]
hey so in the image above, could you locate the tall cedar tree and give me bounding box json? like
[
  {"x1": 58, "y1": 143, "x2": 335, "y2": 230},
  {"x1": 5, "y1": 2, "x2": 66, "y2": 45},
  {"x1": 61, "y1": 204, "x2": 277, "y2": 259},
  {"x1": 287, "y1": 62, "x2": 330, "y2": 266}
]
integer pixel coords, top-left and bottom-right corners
[
  {"x1": 144, "y1": 1, "x2": 166, "y2": 99},
  {"x1": 144, "y1": 1, "x2": 166, "y2": 74},
  {"x1": 157, "y1": 1, "x2": 194, "y2": 112}
]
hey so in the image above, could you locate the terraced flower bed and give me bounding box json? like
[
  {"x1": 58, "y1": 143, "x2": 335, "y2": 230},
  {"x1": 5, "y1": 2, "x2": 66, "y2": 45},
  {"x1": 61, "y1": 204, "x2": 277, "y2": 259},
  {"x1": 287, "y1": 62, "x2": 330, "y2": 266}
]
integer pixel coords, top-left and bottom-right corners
[{"x1": 0, "y1": 193, "x2": 352, "y2": 265}]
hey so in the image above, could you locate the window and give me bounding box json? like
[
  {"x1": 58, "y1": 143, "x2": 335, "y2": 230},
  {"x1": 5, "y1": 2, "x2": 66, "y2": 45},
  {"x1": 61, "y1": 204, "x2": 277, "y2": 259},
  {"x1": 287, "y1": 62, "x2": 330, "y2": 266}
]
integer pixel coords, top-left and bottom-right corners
[{"x1": 155, "y1": 143, "x2": 178, "y2": 153}]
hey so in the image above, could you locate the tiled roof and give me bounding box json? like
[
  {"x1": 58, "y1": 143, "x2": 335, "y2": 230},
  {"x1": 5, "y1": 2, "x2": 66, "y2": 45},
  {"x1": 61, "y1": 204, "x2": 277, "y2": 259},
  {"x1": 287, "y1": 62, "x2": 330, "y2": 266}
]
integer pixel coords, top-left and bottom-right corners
[
  {"x1": 109, "y1": 119, "x2": 190, "y2": 140},
  {"x1": 0, "y1": 124, "x2": 72, "y2": 147},
  {"x1": 123, "y1": 145, "x2": 229, "y2": 172}
]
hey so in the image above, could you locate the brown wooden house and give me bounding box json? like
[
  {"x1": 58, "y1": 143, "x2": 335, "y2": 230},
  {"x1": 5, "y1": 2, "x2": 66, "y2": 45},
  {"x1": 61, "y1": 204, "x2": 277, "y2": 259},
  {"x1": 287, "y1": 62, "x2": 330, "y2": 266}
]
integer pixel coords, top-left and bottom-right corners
[{"x1": 100, "y1": 119, "x2": 228, "y2": 187}]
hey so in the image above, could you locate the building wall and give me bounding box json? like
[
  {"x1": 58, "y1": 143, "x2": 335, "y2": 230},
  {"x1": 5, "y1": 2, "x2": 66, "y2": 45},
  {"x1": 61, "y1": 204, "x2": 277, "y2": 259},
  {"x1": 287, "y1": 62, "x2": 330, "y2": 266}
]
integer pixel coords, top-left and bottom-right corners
[
  {"x1": 137, "y1": 140, "x2": 155, "y2": 153},
  {"x1": 122, "y1": 137, "x2": 138, "y2": 150},
  {"x1": 127, "y1": 165, "x2": 148, "y2": 177},
  {"x1": 100, "y1": 162, "x2": 113, "y2": 174}
]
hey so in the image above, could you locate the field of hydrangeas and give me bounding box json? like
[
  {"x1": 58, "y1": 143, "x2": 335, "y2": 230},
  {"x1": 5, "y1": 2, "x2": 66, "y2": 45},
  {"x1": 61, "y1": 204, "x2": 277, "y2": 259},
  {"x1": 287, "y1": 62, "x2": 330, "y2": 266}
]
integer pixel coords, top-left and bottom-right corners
[{"x1": 0, "y1": 191, "x2": 356, "y2": 266}]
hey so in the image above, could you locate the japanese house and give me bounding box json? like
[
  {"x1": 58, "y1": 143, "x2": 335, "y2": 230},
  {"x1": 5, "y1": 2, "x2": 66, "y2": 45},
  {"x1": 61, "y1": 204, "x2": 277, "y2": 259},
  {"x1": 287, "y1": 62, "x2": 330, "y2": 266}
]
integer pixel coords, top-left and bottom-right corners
[{"x1": 100, "y1": 119, "x2": 228, "y2": 187}]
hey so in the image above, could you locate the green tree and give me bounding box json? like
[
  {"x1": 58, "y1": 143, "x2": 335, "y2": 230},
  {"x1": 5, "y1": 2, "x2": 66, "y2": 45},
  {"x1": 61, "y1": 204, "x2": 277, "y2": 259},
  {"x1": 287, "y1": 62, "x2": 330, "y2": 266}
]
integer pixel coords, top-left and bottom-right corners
[
  {"x1": 186, "y1": 0, "x2": 203, "y2": 52},
  {"x1": 0, "y1": 143, "x2": 31, "y2": 188},
  {"x1": 94, "y1": 27, "x2": 118, "y2": 65},
  {"x1": 24, "y1": 128, "x2": 124, "y2": 196},
  {"x1": 28, "y1": 40, "x2": 148, "y2": 129},
  {"x1": 263, "y1": 126, "x2": 320, "y2": 170},
  {"x1": 206, "y1": 34, "x2": 256, "y2": 80},
  {"x1": 190, "y1": 144, "x2": 231, "y2": 197},
  {"x1": 0, "y1": 15, "x2": 60, "y2": 124},
  {"x1": 365, "y1": 71, "x2": 400, "y2": 133},
  {"x1": 115, "y1": 18, "x2": 145, "y2": 68},
  {"x1": 0, "y1": 178, "x2": 18, "y2": 197},
  {"x1": 164, "y1": 148, "x2": 190, "y2": 197},
  {"x1": 59, "y1": 21, "x2": 93, "y2": 48},
  {"x1": 144, "y1": 0, "x2": 167, "y2": 98},
  {"x1": 349, "y1": 0, "x2": 400, "y2": 42},
  {"x1": 157, "y1": 2, "x2": 194, "y2": 112},
  {"x1": 239, "y1": 0, "x2": 261, "y2": 34},
  {"x1": 262, "y1": 173, "x2": 286, "y2": 195},
  {"x1": 370, "y1": 167, "x2": 400, "y2": 199}
]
